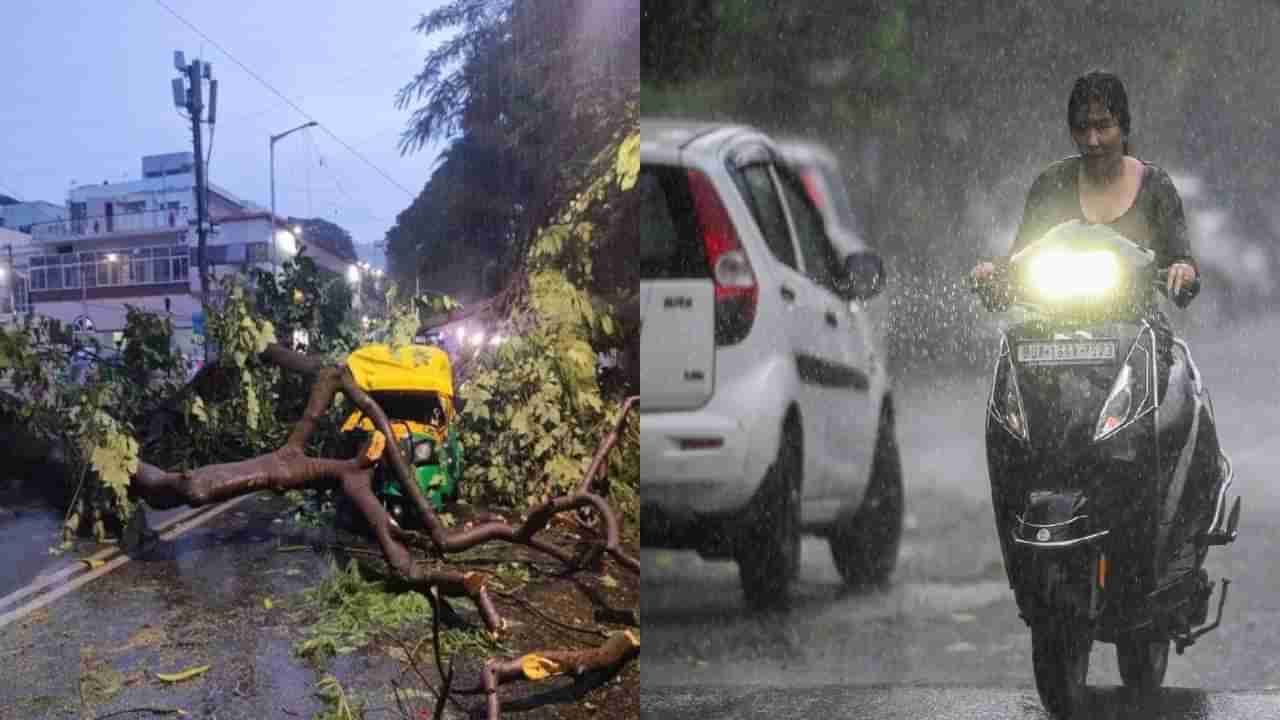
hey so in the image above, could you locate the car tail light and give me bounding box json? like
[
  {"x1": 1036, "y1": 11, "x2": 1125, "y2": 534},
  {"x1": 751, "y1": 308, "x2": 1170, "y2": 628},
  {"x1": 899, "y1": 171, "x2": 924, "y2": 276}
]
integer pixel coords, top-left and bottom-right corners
[{"x1": 687, "y1": 169, "x2": 758, "y2": 345}]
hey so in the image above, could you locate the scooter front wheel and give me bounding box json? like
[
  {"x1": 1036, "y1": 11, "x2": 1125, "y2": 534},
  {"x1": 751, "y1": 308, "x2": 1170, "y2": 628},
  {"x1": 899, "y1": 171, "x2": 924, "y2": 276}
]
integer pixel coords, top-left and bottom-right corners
[
  {"x1": 1116, "y1": 634, "x2": 1169, "y2": 690},
  {"x1": 1031, "y1": 614, "x2": 1092, "y2": 718}
]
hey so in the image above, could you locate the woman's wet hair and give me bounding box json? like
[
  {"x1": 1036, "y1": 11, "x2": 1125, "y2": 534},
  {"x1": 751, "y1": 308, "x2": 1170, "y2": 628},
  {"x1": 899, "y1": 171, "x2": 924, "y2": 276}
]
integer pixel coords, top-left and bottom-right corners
[{"x1": 1068, "y1": 70, "x2": 1131, "y2": 153}]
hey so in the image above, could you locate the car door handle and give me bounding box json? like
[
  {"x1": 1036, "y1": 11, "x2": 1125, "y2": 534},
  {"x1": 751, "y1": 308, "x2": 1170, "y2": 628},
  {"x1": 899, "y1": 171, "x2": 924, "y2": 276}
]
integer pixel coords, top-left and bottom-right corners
[
  {"x1": 825, "y1": 311, "x2": 839, "y2": 328},
  {"x1": 780, "y1": 286, "x2": 796, "y2": 302}
]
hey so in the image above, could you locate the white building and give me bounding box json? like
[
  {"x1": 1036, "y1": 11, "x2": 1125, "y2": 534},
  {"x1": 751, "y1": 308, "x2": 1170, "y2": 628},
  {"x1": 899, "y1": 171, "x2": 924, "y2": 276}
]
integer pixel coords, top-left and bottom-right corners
[
  {"x1": 6, "y1": 152, "x2": 357, "y2": 355},
  {"x1": 0, "y1": 226, "x2": 34, "y2": 315},
  {"x1": 0, "y1": 200, "x2": 66, "y2": 233}
]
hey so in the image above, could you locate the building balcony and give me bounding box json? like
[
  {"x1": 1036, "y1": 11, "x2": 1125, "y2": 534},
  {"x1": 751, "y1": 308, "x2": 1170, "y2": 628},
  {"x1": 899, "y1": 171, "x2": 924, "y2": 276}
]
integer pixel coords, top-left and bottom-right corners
[{"x1": 30, "y1": 207, "x2": 190, "y2": 241}]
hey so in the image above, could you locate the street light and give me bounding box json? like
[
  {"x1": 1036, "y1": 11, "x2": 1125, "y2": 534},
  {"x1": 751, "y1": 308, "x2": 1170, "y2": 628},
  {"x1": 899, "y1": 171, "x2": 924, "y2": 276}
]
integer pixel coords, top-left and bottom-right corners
[
  {"x1": 80, "y1": 253, "x2": 118, "y2": 326},
  {"x1": 269, "y1": 121, "x2": 318, "y2": 273}
]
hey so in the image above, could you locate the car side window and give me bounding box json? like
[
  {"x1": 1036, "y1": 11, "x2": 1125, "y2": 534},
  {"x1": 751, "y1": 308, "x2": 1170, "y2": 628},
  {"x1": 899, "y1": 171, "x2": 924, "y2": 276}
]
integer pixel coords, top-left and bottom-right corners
[
  {"x1": 733, "y1": 163, "x2": 798, "y2": 270},
  {"x1": 776, "y1": 165, "x2": 836, "y2": 288}
]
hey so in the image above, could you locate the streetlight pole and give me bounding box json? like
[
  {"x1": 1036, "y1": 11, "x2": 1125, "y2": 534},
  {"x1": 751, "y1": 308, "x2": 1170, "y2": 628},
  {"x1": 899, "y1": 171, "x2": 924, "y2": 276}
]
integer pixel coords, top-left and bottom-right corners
[{"x1": 269, "y1": 121, "x2": 317, "y2": 273}]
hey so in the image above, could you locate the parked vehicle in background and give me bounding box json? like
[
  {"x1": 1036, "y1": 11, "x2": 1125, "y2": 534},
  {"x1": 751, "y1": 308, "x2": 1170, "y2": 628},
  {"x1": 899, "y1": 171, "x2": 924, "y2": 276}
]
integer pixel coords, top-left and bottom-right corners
[{"x1": 640, "y1": 118, "x2": 903, "y2": 609}]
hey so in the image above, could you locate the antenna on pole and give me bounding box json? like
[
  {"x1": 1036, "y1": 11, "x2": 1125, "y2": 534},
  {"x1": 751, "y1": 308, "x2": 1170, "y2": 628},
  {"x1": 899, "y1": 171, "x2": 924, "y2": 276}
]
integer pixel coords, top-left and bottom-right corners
[
  {"x1": 171, "y1": 77, "x2": 186, "y2": 109},
  {"x1": 172, "y1": 50, "x2": 215, "y2": 362},
  {"x1": 207, "y1": 79, "x2": 218, "y2": 125}
]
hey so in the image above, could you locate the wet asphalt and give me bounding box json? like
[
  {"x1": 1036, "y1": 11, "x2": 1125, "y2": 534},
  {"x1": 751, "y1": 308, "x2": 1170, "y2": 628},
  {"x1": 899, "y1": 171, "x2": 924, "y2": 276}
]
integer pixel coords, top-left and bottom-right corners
[
  {"x1": 0, "y1": 492, "x2": 414, "y2": 720},
  {"x1": 641, "y1": 685, "x2": 1280, "y2": 719},
  {"x1": 642, "y1": 311, "x2": 1280, "y2": 718}
]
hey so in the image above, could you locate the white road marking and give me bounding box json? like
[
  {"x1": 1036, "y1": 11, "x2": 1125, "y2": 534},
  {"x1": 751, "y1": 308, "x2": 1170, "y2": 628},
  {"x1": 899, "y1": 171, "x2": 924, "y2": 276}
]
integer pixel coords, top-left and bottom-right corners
[{"x1": 0, "y1": 492, "x2": 260, "y2": 630}]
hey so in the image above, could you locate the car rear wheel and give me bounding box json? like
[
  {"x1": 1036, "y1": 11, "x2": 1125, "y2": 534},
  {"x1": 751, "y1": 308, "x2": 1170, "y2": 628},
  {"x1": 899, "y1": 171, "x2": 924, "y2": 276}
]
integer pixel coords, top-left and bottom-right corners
[
  {"x1": 829, "y1": 397, "x2": 903, "y2": 587},
  {"x1": 736, "y1": 419, "x2": 802, "y2": 610}
]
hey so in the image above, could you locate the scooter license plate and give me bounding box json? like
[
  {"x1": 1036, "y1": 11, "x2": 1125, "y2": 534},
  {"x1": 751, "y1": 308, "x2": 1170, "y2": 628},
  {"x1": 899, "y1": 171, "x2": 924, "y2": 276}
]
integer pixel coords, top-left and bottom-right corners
[{"x1": 1016, "y1": 340, "x2": 1117, "y2": 365}]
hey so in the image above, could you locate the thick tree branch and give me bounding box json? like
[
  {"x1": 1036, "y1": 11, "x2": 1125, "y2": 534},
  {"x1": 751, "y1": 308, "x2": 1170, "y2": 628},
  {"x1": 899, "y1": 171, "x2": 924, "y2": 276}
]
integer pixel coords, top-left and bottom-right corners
[
  {"x1": 481, "y1": 631, "x2": 639, "y2": 720},
  {"x1": 125, "y1": 347, "x2": 637, "y2": 645}
]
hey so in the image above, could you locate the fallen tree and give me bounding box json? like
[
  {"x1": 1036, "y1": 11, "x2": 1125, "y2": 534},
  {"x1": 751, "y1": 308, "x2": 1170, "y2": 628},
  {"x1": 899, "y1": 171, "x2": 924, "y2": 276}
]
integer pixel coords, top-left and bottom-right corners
[
  {"x1": 0, "y1": 116, "x2": 640, "y2": 717},
  {"x1": 126, "y1": 338, "x2": 639, "y2": 719}
]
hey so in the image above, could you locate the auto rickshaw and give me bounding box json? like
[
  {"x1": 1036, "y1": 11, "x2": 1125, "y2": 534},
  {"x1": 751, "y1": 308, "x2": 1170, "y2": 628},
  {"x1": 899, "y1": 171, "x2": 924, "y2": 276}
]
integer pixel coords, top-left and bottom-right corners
[{"x1": 338, "y1": 343, "x2": 463, "y2": 525}]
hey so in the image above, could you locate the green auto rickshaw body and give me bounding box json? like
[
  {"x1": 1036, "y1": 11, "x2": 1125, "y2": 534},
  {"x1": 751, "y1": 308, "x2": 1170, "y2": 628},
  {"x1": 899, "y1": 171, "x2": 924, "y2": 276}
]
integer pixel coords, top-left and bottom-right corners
[{"x1": 340, "y1": 343, "x2": 464, "y2": 515}]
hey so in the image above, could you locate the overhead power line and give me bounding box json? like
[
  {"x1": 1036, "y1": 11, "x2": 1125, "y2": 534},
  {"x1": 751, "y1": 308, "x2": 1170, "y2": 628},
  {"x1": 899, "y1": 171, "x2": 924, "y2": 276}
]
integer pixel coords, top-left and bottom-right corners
[{"x1": 152, "y1": 0, "x2": 418, "y2": 200}]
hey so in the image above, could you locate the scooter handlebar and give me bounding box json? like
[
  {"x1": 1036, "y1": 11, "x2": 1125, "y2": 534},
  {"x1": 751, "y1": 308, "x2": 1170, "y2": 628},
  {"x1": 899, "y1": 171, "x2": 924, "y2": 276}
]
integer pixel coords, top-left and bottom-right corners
[
  {"x1": 969, "y1": 262, "x2": 1201, "y2": 310},
  {"x1": 1154, "y1": 267, "x2": 1201, "y2": 309},
  {"x1": 969, "y1": 259, "x2": 1011, "y2": 311}
]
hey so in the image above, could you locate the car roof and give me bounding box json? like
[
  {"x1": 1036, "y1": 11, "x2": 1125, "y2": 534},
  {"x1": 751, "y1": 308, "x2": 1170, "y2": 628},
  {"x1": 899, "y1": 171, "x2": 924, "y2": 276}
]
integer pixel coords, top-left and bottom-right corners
[
  {"x1": 641, "y1": 117, "x2": 770, "y2": 160},
  {"x1": 775, "y1": 137, "x2": 840, "y2": 170}
]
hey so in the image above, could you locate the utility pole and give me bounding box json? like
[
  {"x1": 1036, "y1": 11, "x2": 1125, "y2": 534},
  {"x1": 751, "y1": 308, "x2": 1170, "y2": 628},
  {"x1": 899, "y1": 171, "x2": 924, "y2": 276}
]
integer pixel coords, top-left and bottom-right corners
[{"x1": 171, "y1": 51, "x2": 218, "y2": 305}]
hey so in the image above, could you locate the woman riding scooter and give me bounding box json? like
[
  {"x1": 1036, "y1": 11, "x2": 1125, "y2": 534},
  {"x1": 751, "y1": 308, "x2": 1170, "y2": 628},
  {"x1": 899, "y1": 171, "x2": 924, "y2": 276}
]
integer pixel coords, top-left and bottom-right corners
[
  {"x1": 974, "y1": 71, "x2": 1195, "y2": 343},
  {"x1": 971, "y1": 70, "x2": 1239, "y2": 717}
]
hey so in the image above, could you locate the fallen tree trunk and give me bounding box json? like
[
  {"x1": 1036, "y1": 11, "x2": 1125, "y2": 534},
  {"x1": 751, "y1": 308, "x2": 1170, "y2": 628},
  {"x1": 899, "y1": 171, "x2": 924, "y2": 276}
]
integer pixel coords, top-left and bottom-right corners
[{"x1": 122, "y1": 342, "x2": 638, "y2": 718}]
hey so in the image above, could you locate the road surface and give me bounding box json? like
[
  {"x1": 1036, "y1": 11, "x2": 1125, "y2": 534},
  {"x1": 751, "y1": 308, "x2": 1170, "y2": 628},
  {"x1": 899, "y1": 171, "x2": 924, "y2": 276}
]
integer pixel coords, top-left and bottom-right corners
[{"x1": 642, "y1": 311, "x2": 1280, "y2": 718}]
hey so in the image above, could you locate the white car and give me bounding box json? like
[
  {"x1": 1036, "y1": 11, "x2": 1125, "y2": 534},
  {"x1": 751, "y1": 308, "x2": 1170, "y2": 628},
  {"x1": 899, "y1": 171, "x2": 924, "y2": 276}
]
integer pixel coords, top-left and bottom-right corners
[{"x1": 640, "y1": 119, "x2": 902, "y2": 609}]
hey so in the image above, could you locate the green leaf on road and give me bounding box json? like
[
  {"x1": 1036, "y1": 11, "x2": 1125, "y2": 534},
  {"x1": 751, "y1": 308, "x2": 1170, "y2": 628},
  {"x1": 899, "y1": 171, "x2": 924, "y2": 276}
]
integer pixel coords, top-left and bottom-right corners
[{"x1": 155, "y1": 664, "x2": 211, "y2": 683}]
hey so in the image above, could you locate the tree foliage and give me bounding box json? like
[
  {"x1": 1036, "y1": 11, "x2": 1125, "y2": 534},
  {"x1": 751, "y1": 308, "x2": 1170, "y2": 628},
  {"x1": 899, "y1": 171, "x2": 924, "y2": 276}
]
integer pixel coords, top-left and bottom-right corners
[
  {"x1": 387, "y1": 0, "x2": 639, "y2": 303},
  {"x1": 457, "y1": 131, "x2": 637, "y2": 512}
]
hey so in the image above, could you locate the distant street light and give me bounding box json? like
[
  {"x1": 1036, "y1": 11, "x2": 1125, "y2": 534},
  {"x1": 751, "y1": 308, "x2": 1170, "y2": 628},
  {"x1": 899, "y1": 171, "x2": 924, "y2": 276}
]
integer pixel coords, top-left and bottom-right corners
[{"x1": 269, "y1": 121, "x2": 318, "y2": 273}]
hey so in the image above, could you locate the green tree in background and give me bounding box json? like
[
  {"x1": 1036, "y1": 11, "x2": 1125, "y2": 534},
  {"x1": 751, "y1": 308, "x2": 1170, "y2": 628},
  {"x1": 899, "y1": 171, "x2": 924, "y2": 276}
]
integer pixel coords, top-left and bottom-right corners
[{"x1": 388, "y1": 0, "x2": 638, "y2": 303}]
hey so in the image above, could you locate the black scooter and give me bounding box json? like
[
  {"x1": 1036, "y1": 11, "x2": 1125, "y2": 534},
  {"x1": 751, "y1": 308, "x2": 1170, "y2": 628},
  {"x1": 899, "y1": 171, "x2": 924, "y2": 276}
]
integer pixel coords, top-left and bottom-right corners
[{"x1": 974, "y1": 221, "x2": 1240, "y2": 718}]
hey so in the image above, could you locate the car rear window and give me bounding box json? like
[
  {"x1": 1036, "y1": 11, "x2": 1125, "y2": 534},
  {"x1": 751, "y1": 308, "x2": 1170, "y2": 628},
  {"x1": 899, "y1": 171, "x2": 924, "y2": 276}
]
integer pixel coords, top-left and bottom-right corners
[{"x1": 640, "y1": 165, "x2": 710, "y2": 279}]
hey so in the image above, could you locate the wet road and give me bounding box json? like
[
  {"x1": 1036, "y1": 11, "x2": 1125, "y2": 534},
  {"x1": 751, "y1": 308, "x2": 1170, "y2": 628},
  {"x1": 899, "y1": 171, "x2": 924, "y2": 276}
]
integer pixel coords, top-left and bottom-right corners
[
  {"x1": 642, "y1": 311, "x2": 1280, "y2": 717},
  {"x1": 0, "y1": 493, "x2": 405, "y2": 719},
  {"x1": 641, "y1": 685, "x2": 1280, "y2": 719}
]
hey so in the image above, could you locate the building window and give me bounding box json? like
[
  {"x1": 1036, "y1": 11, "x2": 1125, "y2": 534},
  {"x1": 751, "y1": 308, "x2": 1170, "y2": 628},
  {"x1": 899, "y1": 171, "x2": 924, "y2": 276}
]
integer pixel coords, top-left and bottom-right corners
[
  {"x1": 15, "y1": 276, "x2": 29, "y2": 313},
  {"x1": 247, "y1": 242, "x2": 269, "y2": 263},
  {"x1": 1, "y1": 275, "x2": 32, "y2": 313},
  {"x1": 28, "y1": 244, "x2": 189, "y2": 291}
]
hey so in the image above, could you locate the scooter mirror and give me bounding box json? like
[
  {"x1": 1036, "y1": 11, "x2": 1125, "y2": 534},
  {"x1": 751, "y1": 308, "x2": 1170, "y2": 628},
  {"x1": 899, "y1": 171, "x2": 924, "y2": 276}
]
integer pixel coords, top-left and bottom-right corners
[{"x1": 839, "y1": 250, "x2": 885, "y2": 302}]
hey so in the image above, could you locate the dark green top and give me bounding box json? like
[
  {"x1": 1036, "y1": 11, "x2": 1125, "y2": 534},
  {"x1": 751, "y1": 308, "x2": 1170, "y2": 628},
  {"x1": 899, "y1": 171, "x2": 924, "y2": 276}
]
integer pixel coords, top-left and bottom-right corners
[{"x1": 1010, "y1": 156, "x2": 1196, "y2": 270}]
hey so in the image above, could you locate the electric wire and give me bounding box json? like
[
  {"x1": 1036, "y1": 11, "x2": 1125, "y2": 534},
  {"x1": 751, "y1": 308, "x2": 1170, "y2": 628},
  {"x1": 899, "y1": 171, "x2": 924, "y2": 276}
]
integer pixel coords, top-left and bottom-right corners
[
  {"x1": 304, "y1": 130, "x2": 398, "y2": 227},
  {"x1": 152, "y1": 0, "x2": 417, "y2": 200}
]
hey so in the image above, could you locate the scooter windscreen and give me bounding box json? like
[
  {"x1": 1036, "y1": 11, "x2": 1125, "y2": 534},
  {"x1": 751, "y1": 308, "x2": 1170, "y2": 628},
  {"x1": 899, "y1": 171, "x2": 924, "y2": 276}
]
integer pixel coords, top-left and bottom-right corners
[
  {"x1": 987, "y1": 221, "x2": 1162, "y2": 450},
  {"x1": 1006, "y1": 220, "x2": 1157, "y2": 316}
]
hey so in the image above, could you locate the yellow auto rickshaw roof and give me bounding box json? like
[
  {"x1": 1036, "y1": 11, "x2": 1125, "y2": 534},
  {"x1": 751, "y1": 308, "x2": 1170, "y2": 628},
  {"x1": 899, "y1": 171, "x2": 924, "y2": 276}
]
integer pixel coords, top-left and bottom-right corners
[{"x1": 346, "y1": 343, "x2": 453, "y2": 397}]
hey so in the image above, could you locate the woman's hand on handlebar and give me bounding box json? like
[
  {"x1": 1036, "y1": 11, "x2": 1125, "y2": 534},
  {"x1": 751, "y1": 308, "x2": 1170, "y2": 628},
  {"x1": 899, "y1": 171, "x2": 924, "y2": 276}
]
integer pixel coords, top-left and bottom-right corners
[
  {"x1": 969, "y1": 260, "x2": 1010, "y2": 311},
  {"x1": 971, "y1": 262, "x2": 997, "y2": 285},
  {"x1": 1167, "y1": 262, "x2": 1197, "y2": 295}
]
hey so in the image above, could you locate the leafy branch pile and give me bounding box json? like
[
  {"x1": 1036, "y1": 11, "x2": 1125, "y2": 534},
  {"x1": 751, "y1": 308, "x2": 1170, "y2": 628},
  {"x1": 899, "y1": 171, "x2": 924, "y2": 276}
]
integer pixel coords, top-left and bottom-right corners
[
  {"x1": 0, "y1": 0, "x2": 641, "y2": 716},
  {"x1": 457, "y1": 128, "x2": 638, "y2": 517}
]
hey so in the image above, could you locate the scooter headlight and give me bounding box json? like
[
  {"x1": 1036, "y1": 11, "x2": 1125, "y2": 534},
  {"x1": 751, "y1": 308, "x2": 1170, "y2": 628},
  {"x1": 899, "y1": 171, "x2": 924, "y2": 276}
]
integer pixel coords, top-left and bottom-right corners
[
  {"x1": 990, "y1": 343, "x2": 1029, "y2": 442},
  {"x1": 1094, "y1": 337, "x2": 1153, "y2": 441},
  {"x1": 1025, "y1": 249, "x2": 1121, "y2": 301}
]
